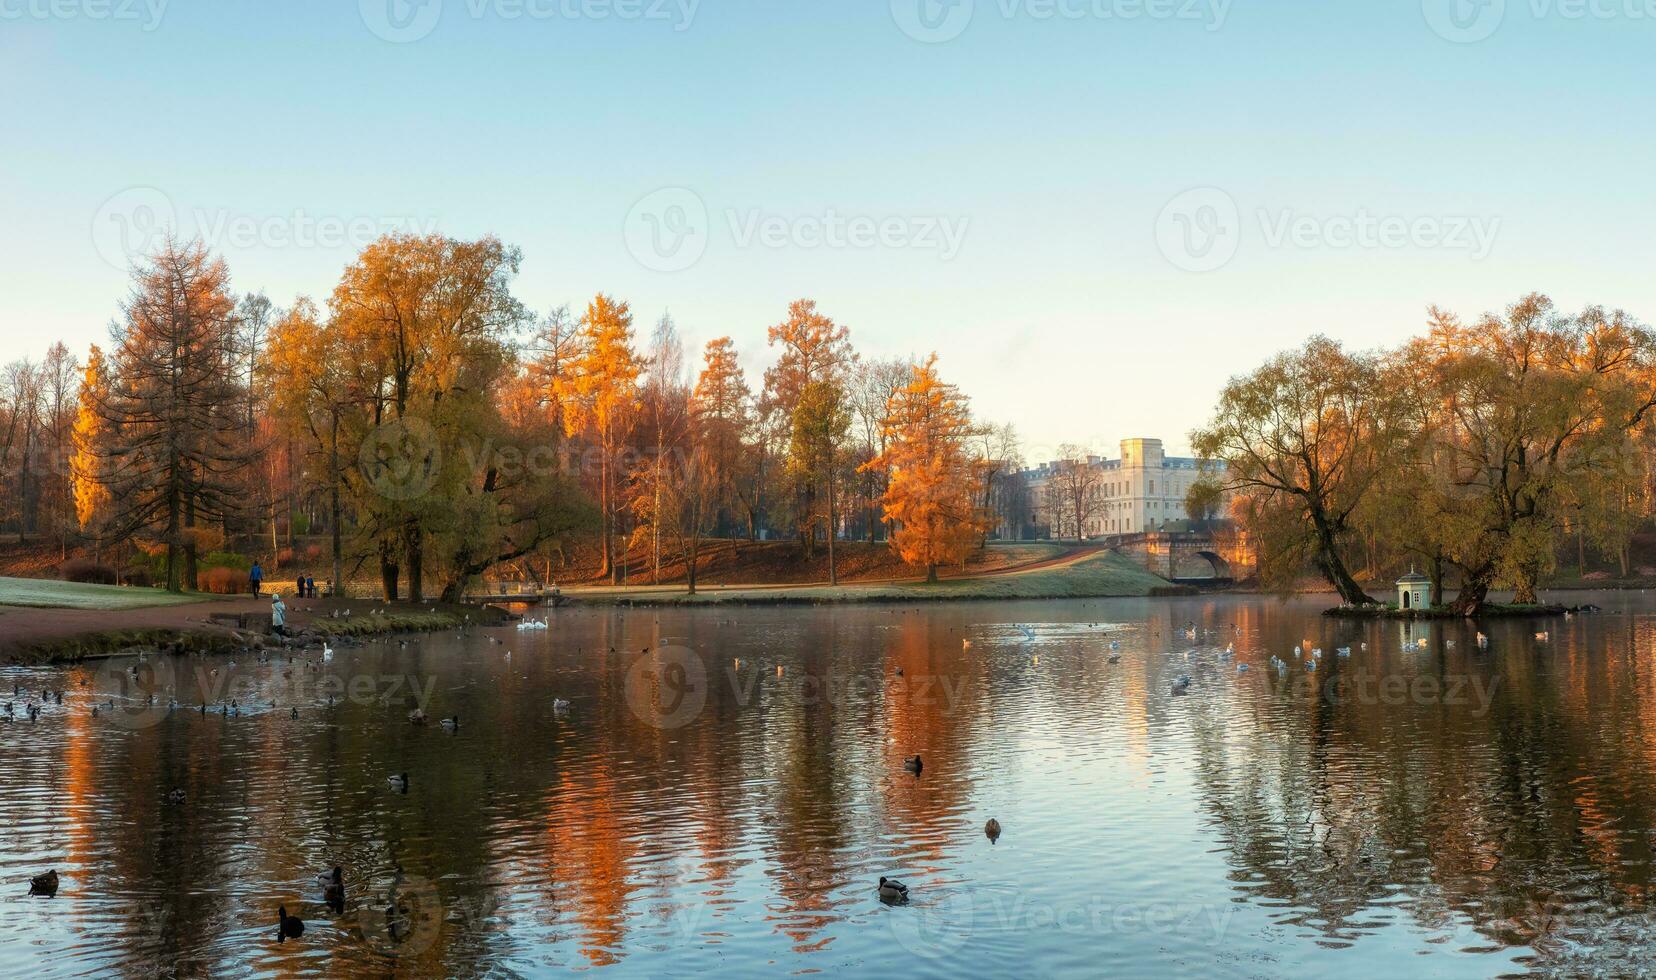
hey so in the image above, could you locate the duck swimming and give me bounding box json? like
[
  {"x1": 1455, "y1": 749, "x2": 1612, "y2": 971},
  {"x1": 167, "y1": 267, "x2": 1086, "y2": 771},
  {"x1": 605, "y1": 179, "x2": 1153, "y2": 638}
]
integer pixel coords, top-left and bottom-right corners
[
  {"x1": 319, "y1": 866, "x2": 344, "y2": 907},
  {"x1": 903, "y1": 755, "x2": 923, "y2": 774},
  {"x1": 985, "y1": 818, "x2": 1002, "y2": 843},
  {"x1": 440, "y1": 715, "x2": 459, "y2": 731},
  {"x1": 29, "y1": 870, "x2": 58, "y2": 896},
  {"x1": 277, "y1": 905, "x2": 305, "y2": 942},
  {"x1": 388, "y1": 772, "x2": 409, "y2": 792},
  {"x1": 878, "y1": 876, "x2": 909, "y2": 904}
]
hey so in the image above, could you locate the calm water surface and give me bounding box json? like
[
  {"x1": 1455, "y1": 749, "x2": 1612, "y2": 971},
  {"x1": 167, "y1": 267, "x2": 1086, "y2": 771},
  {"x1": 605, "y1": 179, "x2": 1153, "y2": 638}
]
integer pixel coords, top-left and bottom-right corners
[{"x1": 5, "y1": 594, "x2": 1656, "y2": 977}]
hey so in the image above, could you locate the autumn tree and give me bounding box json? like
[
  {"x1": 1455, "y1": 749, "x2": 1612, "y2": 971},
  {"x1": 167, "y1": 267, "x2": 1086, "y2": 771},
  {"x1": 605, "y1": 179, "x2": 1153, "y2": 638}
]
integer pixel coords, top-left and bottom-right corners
[
  {"x1": 95, "y1": 238, "x2": 249, "y2": 592},
  {"x1": 264, "y1": 297, "x2": 364, "y2": 594},
  {"x1": 1408, "y1": 296, "x2": 1656, "y2": 611},
  {"x1": 766, "y1": 299, "x2": 855, "y2": 575},
  {"x1": 867, "y1": 355, "x2": 981, "y2": 583},
  {"x1": 1046, "y1": 444, "x2": 1102, "y2": 541},
  {"x1": 692, "y1": 337, "x2": 752, "y2": 539},
  {"x1": 558, "y1": 294, "x2": 643, "y2": 585},
  {"x1": 329, "y1": 232, "x2": 526, "y2": 600},
  {"x1": 1191, "y1": 336, "x2": 1398, "y2": 605},
  {"x1": 70, "y1": 345, "x2": 114, "y2": 552}
]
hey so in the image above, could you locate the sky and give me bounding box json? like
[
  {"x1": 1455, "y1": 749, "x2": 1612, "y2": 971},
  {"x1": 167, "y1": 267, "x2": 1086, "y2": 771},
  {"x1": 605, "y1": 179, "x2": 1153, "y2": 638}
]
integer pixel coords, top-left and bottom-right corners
[{"x1": 2, "y1": 0, "x2": 1653, "y2": 461}]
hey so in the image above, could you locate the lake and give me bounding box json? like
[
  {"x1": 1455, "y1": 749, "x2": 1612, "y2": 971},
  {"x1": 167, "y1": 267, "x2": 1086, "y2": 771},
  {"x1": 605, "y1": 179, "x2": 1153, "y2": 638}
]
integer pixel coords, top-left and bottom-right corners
[{"x1": 3, "y1": 593, "x2": 1655, "y2": 977}]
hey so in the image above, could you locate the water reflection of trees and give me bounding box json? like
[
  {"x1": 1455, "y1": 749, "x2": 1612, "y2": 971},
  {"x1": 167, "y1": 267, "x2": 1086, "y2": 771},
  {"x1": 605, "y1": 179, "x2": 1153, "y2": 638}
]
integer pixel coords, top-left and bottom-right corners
[{"x1": 1185, "y1": 609, "x2": 1656, "y2": 971}]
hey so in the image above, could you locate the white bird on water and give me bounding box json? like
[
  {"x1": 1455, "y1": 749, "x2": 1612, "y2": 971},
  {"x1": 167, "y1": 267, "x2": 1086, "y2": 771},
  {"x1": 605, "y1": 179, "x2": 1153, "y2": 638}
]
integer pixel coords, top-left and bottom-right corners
[{"x1": 321, "y1": 643, "x2": 334, "y2": 663}]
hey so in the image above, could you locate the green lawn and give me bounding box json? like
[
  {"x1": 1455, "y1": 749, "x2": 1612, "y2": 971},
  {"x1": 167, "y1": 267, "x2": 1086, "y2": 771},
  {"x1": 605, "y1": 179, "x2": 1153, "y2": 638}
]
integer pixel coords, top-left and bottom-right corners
[
  {"x1": 0, "y1": 576, "x2": 214, "y2": 611},
  {"x1": 581, "y1": 552, "x2": 1176, "y2": 606}
]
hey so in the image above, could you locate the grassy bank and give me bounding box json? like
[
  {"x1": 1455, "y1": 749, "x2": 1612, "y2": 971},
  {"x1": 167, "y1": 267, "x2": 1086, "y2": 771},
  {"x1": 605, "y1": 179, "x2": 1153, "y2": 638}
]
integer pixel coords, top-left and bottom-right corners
[
  {"x1": 0, "y1": 589, "x2": 497, "y2": 665},
  {"x1": 576, "y1": 551, "x2": 1180, "y2": 606},
  {"x1": 0, "y1": 576, "x2": 216, "y2": 611}
]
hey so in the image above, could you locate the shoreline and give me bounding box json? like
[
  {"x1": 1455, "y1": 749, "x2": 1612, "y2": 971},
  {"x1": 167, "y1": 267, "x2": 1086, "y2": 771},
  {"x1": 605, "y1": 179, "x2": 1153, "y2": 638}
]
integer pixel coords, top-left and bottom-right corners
[{"x1": 0, "y1": 593, "x2": 505, "y2": 666}]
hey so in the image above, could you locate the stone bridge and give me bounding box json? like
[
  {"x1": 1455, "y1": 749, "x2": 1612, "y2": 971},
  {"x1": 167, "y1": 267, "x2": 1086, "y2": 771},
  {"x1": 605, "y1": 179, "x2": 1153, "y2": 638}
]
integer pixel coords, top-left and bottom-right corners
[{"x1": 1103, "y1": 530, "x2": 1254, "y2": 585}]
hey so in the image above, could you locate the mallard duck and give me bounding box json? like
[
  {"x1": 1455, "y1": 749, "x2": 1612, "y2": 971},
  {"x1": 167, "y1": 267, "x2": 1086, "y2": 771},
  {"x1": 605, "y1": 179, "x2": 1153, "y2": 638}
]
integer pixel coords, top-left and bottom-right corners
[
  {"x1": 29, "y1": 870, "x2": 58, "y2": 896},
  {"x1": 440, "y1": 715, "x2": 459, "y2": 731},
  {"x1": 408, "y1": 708, "x2": 427, "y2": 724},
  {"x1": 552, "y1": 698, "x2": 571, "y2": 712},
  {"x1": 319, "y1": 866, "x2": 344, "y2": 906},
  {"x1": 388, "y1": 772, "x2": 409, "y2": 791},
  {"x1": 985, "y1": 818, "x2": 1002, "y2": 843},
  {"x1": 165, "y1": 788, "x2": 186, "y2": 805},
  {"x1": 903, "y1": 755, "x2": 923, "y2": 774},
  {"x1": 1171, "y1": 675, "x2": 1191, "y2": 694},
  {"x1": 878, "y1": 877, "x2": 909, "y2": 904},
  {"x1": 1108, "y1": 653, "x2": 1120, "y2": 664},
  {"x1": 277, "y1": 905, "x2": 305, "y2": 941}
]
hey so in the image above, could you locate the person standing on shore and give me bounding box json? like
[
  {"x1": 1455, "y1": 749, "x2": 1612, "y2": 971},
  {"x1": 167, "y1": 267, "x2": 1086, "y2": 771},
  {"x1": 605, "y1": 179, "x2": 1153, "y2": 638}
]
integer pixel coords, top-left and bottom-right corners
[
  {"x1": 250, "y1": 560, "x2": 264, "y2": 598},
  {"x1": 271, "y1": 593, "x2": 287, "y2": 637}
]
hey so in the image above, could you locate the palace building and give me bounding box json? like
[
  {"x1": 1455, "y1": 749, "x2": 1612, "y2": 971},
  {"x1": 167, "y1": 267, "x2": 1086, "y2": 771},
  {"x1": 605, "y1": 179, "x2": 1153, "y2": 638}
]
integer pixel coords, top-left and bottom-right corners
[{"x1": 1016, "y1": 438, "x2": 1226, "y2": 540}]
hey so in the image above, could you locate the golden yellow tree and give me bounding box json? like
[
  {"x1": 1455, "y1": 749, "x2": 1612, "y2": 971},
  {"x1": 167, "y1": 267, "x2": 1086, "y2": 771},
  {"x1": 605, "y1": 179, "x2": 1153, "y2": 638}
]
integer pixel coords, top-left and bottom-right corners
[
  {"x1": 558, "y1": 294, "x2": 643, "y2": 584},
  {"x1": 867, "y1": 355, "x2": 981, "y2": 583},
  {"x1": 70, "y1": 344, "x2": 113, "y2": 543}
]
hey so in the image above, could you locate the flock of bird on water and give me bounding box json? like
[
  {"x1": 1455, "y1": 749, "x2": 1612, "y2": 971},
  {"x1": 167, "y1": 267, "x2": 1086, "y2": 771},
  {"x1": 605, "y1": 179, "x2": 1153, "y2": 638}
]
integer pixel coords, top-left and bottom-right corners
[{"x1": 10, "y1": 604, "x2": 1556, "y2": 945}]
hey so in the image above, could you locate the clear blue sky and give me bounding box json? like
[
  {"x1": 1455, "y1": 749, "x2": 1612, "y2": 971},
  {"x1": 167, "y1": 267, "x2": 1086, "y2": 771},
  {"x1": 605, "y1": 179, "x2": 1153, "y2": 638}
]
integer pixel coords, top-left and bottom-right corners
[{"x1": 3, "y1": 0, "x2": 1652, "y2": 458}]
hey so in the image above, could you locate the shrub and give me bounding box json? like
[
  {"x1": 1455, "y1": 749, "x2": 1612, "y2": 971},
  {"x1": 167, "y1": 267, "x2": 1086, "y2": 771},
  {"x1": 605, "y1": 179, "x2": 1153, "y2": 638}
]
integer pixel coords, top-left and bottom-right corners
[
  {"x1": 200, "y1": 551, "x2": 251, "y2": 572},
  {"x1": 198, "y1": 566, "x2": 247, "y2": 595},
  {"x1": 122, "y1": 567, "x2": 155, "y2": 588},
  {"x1": 61, "y1": 559, "x2": 118, "y2": 585}
]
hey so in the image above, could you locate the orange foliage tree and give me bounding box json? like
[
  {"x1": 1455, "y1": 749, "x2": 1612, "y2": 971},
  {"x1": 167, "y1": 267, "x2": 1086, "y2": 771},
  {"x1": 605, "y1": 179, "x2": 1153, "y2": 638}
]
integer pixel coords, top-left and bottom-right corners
[
  {"x1": 558, "y1": 294, "x2": 643, "y2": 584},
  {"x1": 866, "y1": 355, "x2": 983, "y2": 583}
]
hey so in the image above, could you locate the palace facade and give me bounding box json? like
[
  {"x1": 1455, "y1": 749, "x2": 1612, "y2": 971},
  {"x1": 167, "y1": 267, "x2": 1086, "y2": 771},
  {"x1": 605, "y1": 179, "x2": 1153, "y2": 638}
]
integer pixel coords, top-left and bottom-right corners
[{"x1": 1014, "y1": 438, "x2": 1227, "y2": 540}]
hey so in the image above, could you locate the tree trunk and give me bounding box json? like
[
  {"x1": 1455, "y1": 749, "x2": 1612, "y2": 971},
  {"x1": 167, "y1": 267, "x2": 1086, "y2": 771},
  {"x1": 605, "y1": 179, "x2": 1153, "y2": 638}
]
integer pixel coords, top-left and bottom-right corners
[
  {"x1": 1309, "y1": 508, "x2": 1374, "y2": 605},
  {"x1": 380, "y1": 544, "x2": 399, "y2": 602},
  {"x1": 826, "y1": 458, "x2": 838, "y2": 587},
  {"x1": 184, "y1": 497, "x2": 198, "y2": 592},
  {"x1": 330, "y1": 417, "x2": 345, "y2": 598},
  {"x1": 405, "y1": 518, "x2": 424, "y2": 602},
  {"x1": 1449, "y1": 568, "x2": 1492, "y2": 616},
  {"x1": 926, "y1": 563, "x2": 938, "y2": 584},
  {"x1": 1429, "y1": 553, "x2": 1444, "y2": 608}
]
